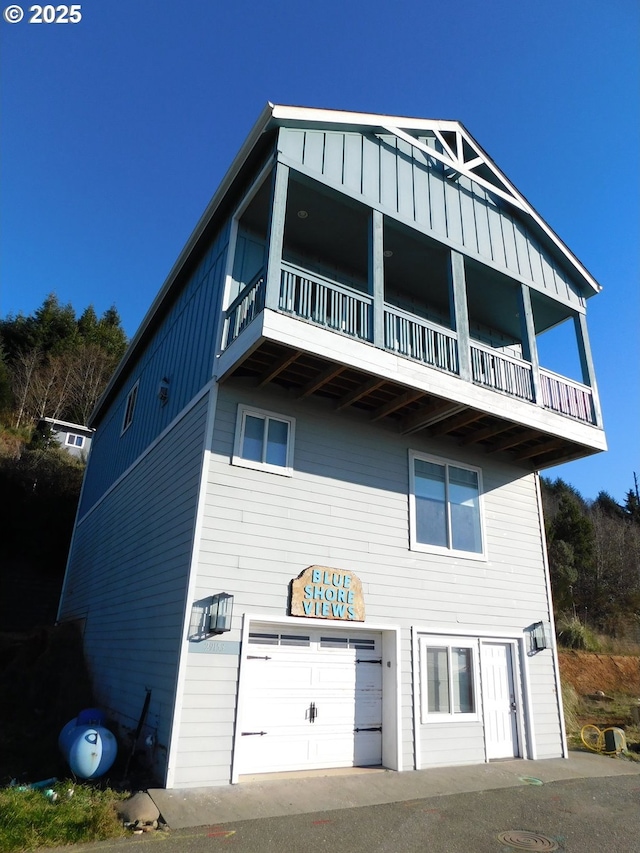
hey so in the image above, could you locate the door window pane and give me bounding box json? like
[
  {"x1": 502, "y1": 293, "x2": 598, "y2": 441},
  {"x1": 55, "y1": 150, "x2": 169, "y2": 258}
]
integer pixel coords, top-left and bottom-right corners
[
  {"x1": 452, "y1": 647, "x2": 474, "y2": 713},
  {"x1": 426, "y1": 647, "x2": 450, "y2": 713}
]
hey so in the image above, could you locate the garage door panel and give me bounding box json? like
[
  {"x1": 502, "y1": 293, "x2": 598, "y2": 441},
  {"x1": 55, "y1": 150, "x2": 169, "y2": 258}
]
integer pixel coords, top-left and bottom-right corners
[{"x1": 240, "y1": 627, "x2": 383, "y2": 774}]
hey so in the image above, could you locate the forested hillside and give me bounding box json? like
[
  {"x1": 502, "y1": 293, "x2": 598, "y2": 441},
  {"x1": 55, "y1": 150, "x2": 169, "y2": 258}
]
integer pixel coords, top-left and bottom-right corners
[
  {"x1": 0, "y1": 296, "x2": 127, "y2": 584},
  {"x1": 541, "y1": 477, "x2": 640, "y2": 644},
  {"x1": 0, "y1": 297, "x2": 639, "y2": 643}
]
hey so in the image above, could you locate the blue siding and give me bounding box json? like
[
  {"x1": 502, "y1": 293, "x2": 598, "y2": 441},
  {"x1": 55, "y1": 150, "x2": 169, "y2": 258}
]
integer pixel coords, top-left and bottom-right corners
[
  {"x1": 278, "y1": 127, "x2": 585, "y2": 308},
  {"x1": 79, "y1": 222, "x2": 230, "y2": 513}
]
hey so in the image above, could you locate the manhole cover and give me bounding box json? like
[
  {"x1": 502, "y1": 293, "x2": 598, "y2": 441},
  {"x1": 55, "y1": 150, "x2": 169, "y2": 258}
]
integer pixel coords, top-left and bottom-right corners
[{"x1": 497, "y1": 830, "x2": 559, "y2": 850}]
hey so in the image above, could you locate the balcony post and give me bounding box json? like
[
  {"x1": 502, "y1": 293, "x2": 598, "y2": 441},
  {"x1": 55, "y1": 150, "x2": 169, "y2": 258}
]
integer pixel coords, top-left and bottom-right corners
[
  {"x1": 371, "y1": 209, "x2": 384, "y2": 347},
  {"x1": 574, "y1": 312, "x2": 603, "y2": 427},
  {"x1": 264, "y1": 161, "x2": 289, "y2": 312},
  {"x1": 448, "y1": 251, "x2": 471, "y2": 380},
  {"x1": 518, "y1": 284, "x2": 541, "y2": 404}
]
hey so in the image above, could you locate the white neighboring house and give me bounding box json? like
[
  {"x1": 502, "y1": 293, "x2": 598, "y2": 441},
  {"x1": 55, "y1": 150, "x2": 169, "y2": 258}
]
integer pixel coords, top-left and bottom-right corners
[
  {"x1": 57, "y1": 105, "x2": 606, "y2": 789},
  {"x1": 39, "y1": 417, "x2": 94, "y2": 459}
]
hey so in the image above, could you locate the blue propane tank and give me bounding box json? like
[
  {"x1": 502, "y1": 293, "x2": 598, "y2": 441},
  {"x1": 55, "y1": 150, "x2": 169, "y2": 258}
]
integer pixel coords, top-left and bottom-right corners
[{"x1": 59, "y1": 711, "x2": 117, "y2": 779}]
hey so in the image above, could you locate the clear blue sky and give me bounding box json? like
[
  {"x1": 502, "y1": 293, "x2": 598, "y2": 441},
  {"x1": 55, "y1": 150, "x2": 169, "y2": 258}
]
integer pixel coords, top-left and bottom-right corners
[{"x1": 1, "y1": 0, "x2": 638, "y2": 503}]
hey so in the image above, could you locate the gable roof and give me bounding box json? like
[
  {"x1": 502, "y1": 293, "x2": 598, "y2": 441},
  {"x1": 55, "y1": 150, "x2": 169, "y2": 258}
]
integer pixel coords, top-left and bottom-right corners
[{"x1": 92, "y1": 104, "x2": 600, "y2": 425}]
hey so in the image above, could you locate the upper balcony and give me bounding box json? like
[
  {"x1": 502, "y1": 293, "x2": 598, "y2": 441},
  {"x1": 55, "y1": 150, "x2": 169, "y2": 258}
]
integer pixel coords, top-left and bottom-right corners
[{"x1": 216, "y1": 161, "x2": 605, "y2": 469}]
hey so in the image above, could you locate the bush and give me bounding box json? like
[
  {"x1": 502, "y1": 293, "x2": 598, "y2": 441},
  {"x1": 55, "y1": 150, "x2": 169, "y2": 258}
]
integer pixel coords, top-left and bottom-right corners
[{"x1": 556, "y1": 614, "x2": 601, "y2": 651}]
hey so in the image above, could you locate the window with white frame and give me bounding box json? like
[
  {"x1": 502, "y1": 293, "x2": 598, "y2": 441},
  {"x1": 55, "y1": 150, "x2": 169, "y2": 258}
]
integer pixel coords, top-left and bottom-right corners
[
  {"x1": 409, "y1": 451, "x2": 484, "y2": 556},
  {"x1": 420, "y1": 637, "x2": 478, "y2": 723},
  {"x1": 121, "y1": 381, "x2": 139, "y2": 434},
  {"x1": 65, "y1": 433, "x2": 85, "y2": 448},
  {"x1": 232, "y1": 405, "x2": 294, "y2": 475}
]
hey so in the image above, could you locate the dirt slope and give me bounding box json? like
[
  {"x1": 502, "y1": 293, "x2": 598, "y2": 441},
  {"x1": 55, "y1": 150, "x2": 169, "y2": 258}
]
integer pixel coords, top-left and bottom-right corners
[{"x1": 559, "y1": 650, "x2": 640, "y2": 696}]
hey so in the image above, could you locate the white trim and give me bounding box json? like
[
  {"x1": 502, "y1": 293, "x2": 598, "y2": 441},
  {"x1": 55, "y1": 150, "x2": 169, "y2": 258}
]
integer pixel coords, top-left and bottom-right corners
[
  {"x1": 232, "y1": 404, "x2": 295, "y2": 476},
  {"x1": 418, "y1": 636, "x2": 481, "y2": 724},
  {"x1": 385, "y1": 126, "x2": 527, "y2": 213},
  {"x1": 75, "y1": 382, "x2": 213, "y2": 526},
  {"x1": 231, "y1": 614, "x2": 402, "y2": 782},
  {"x1": 164, "y1": 384, "x2": 219, "y2": 788},
  {"x1": 65, "y1": 433, "x2": 85, "y2": 447},
  {"x1": 41, "y1": 416, "x2": 94, "y2": 433},
  {"x1": 519, "y1": 635, "x2": 537, "y2": 760},
  {"x1": 408, "y1": 449, "x2": 487, "y2": 560},
  {"x1": 120, "y1": 380, "x2": 139, "y2": 435},
  {"x1": 535, "y1": 471, "x2": 568, "y2": 758},
  {"x1": 411, "y1": 625, "x2": 421, "y2": 770}
]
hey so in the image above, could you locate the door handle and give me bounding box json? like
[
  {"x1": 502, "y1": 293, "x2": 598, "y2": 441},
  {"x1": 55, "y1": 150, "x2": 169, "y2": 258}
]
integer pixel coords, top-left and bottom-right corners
[
  {"x1": 306, "y1": 702, "x2": 318, "y2": 723},
  {"x1": 510, "y1": 701, "x2": 517, "y2": 711}
]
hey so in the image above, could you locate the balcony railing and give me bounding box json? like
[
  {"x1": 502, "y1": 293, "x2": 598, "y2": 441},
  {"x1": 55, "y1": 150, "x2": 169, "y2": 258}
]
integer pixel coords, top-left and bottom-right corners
[
  {"x1": 225, "y1": 273, "x2": 265, "y2": 347},
  {"x1": 471, "y1": 341, "x2": 534, "y2": 402},
  {"x1": 279, "y1": 262, "x2": 372, "y2": 341},
  {"x1": 384, "y1": 304, "x2": 458, "y2": 375},
  {"x1": 540, "y1": 368, "x2": 595, "y2": 424},
  {"x1": 223, "y1": 262, "x2": 597, "y2": 427}
]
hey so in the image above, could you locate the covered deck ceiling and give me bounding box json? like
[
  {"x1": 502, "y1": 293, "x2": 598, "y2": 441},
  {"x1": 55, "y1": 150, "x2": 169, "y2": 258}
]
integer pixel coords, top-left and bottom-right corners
[{"x1": 221, "y1": 339, "x2": 599, "y2": 469}]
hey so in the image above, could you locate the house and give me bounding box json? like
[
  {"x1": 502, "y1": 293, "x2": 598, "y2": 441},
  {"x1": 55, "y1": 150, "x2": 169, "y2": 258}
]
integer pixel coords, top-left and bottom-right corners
[
  {"x1": 39, "y1": 417, "x2": 94, "y2": 459},
  {"x1": 57, "y1": 105, "x2": 606, "y2": 788}
]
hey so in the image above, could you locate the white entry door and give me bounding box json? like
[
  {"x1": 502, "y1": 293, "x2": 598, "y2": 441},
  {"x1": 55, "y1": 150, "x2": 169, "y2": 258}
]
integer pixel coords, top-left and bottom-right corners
[
  {"x1": 481, "y1": 642, "x2": 519, "y2": 760},
  {"x1": 239, "y1": 624, "x2": 382, "y2": 775}
]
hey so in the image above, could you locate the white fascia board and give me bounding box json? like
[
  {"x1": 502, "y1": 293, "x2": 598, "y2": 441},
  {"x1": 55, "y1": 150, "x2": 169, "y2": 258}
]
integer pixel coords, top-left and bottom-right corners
[
  {"x1": 41, "y1": 417, "x2": 94, "y2": 433},
  {"x1": 270, "y1": 104, "x2": 459, "y2": 132}
]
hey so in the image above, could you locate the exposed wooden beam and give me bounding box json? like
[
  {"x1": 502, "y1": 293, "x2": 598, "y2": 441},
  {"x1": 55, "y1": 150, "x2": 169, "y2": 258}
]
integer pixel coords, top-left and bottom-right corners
[
  {"x1": 487, "y1": 428, "x2": 541, "y2": 454},
  {"x1": 297, "y1": 364, "x2": 345, "y2": 398},
  {"x1": 401, "y1": 401, "x2": 466, "y2": 435},
  {"x1": 258, "y1": 351, "x2": 300, "y2": 386},
  {"x1": 428, "y1": 409, "x2": 484, "y2": 437},
  {"x1": 514, "y1": 438, "x2": 564, "y2": 461},
  {"x1": 459, "y1": 421, "x2": 512, "y2": 446},
  {"x1": 336, "y1": 377, "x2": 386, "y2": 411},
  {"x1": 370, "y1": 389, "x2": 426, "y2": 422}
]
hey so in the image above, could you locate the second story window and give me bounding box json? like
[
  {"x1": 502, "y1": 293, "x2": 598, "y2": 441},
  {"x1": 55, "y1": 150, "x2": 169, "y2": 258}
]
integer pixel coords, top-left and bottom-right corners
[
  {"x1": 409, "y1": 451, "x2": 484, "y2": 557},
  {"x1": 233, "y1": 405, "x2": 294, "y2": 476},
  {"x1": 121, "y1": 381, "x2": 139, "y2": 435},
  {"x1": 66, "y1": 434, "x2": 85, "y2": 448}
]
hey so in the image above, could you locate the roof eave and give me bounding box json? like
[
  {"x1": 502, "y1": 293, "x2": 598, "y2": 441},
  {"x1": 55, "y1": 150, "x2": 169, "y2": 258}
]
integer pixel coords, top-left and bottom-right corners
[{"x1": 89, "y1": 102, "x2": 278, "y2": 427}]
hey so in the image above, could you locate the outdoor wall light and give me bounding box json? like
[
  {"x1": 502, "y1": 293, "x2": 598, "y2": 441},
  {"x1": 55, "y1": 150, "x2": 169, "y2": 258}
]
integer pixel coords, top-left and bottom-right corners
[
  {"x1": 532, "y1": 620, "x2": 553, "y2": 651},
  {"x1": 208, "y1": 592, "x2": 234, "y2": 634},
  {"x1": 158, "y1": 377, "x2": 170, "y2": 405}
]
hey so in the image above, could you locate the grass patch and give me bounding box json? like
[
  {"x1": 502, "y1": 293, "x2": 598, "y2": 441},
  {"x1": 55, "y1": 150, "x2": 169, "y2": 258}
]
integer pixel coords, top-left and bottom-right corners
[
  {"x1": 0, "y1": 782, "x2": 128, "y2": 852},
  {"x1": 562, "y1": 686, "x2": 640, "y2": 756}
]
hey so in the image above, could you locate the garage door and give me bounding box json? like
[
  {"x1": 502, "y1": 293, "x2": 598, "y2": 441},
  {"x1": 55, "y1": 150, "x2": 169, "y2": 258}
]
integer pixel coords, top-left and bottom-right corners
[{"x1": 239, "y1": 624, "x2": 382, "y2": 775}]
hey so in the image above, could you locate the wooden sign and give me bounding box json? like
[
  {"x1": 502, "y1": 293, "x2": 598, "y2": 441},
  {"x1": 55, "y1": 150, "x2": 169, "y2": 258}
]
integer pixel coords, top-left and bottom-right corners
[{"x1": 290, "y1": 566, "x2": 365, "y2": 621}]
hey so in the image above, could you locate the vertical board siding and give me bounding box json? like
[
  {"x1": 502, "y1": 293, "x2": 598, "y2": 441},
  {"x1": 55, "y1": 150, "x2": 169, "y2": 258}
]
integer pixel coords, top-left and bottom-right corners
[
  {"x1": 174, "y1": 381, "x2": 560, "y2": 785},
  {"x1": 80, "y1": 223, "x2": 229, "y2": 513},
  {"x1": 279, "y1": 128, "x2": 584, "y2": 307},
  {"x1": 59, "y1": 395, "x2": 208, "y2": 781}
]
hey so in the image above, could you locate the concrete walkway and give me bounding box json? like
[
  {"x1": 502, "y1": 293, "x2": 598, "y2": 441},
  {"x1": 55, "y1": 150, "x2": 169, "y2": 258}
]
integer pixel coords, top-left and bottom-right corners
[{"x1": 148, "y1": 752, "x2": 640, "y2": 829}]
